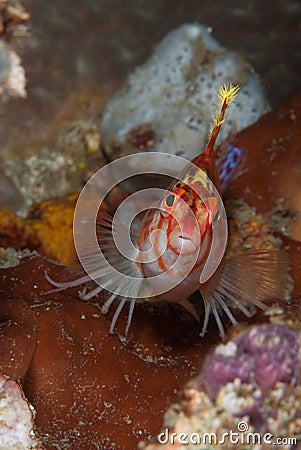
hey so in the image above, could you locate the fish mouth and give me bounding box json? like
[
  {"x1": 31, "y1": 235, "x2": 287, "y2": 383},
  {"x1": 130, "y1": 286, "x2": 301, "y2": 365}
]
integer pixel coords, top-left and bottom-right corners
[{"x1": 177, "y1": 234, "x2": 198, "y2": 253}]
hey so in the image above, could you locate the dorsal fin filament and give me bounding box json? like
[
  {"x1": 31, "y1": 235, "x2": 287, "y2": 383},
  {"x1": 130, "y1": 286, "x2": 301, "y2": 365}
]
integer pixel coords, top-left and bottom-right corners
[{"x1": 204, "y1": 83, "x2": 240, "y2": 157}]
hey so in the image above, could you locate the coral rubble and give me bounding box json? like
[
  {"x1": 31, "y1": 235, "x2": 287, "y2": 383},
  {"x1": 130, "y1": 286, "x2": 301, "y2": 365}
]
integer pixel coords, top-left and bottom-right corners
[
  {"x1": 0, "y1": 374, "x2": 41, "y2": 449},
  {"x1": 140, "y1": 325, "x2": 301, "y2": 450},
  {"x1": 0, "y1": 0, "x2": 30, "y2": 39},
  {"x1": 0, "y1": 0, "x2": 30, "y2": 100},
  {"x1": 2, "y1": 119, "x2": 103, "y2": 215},
  {"x1": 0, "y1": 40, "x2": 26, "y2": 98}
]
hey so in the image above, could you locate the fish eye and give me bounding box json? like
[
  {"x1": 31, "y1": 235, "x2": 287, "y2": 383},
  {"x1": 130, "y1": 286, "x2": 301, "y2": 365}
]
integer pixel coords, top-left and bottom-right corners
[{"x1": 164, "y1": 194, "x2": 176, "y2": 208}]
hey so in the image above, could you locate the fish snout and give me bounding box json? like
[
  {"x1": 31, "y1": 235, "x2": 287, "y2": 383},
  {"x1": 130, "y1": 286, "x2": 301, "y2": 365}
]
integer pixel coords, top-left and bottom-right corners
[{"x1": 171, "y1": 231, "x2": 200, "y2": 255}]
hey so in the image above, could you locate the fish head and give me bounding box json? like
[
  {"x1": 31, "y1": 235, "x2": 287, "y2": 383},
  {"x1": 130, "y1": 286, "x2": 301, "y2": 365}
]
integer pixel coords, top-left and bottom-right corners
[
  {"x1": 137, "y1": 180, "x2": 215, "y2": 265},
  {"x1": 160, "y1": 187, "x2": 209, "y2": 256}
]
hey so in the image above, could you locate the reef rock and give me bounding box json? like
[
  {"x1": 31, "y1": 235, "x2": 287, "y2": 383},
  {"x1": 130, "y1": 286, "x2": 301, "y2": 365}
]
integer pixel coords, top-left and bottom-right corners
[
  {"x1": 100, "y1": 24, "x2": 269, "y2": 166},
  {"x1": 140, "y1": 324, "x2": 301, "y2": 450},
  {"x1": 0, "y1": 374, "x2": 41, "y2": 449},
  {"x1": 0, "y1": 40, "x2": 26, "y2": 99}
]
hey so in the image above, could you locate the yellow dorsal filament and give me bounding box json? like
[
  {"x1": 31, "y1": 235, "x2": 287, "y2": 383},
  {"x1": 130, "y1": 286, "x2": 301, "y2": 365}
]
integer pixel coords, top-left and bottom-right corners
[{"x1": 204, "y1": 83, "x2": 240, "y2": 156}]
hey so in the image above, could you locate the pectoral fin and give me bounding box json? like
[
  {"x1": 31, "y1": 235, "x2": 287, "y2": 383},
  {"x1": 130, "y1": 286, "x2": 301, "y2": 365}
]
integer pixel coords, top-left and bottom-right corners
[{"x1": 199, "y1": 249, "x2": 288, "y2": 339}]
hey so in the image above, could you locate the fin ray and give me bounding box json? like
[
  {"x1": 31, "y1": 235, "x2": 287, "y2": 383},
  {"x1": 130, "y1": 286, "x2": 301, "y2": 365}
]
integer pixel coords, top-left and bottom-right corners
[
  {"x1": 79, "y1": 285, "x2": 103, "y2": 301},
  {"x1": 43, "y1": 270, "x2": 91, "y2": 294},
  {"x1": 125, "y1": 300, "x2": 136, "y2": 335},
  {"x1": 109, "y1": 298, "x2": 127, "y2": 334},
  {"x1": 58, "y1": 210, "x2": 143, "y2": 300},
  {"x1": 199, "y1": 249, "x2": 288, "y2": 338},
  {"x1": 43, "y1": 210, "x2": 143, "y2": 336}
]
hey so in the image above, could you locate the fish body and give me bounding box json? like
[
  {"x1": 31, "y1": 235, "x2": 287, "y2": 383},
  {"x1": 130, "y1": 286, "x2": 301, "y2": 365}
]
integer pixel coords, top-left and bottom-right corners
[
  {"x1": 136, "y1": 160, "x2": 215, "y2": 304},
  {"x1": 44, "y1": 84, "x2": 287, "y2": 338}
]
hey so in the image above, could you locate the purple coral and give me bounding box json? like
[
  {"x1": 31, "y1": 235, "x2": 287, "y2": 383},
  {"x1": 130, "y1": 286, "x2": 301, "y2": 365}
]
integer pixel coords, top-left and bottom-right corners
[
  {"x1": 198, "y1": 324, "x2": 300, "y2": 431},
  {"x1": 201, "y1": 324, "x2": 299, "y2": 398}
]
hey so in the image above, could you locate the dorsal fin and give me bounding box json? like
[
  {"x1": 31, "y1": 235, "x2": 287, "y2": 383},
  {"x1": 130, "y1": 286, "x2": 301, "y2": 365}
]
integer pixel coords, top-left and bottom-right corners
[{"x1": 204, "y1": 83, "x2": 240, "y2": 157}]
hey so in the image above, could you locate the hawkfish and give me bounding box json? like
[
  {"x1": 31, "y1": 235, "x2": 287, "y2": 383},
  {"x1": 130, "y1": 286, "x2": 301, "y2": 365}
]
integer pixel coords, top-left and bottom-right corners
[{"x1": 45, "y1": 84, "x2": 287, "y2": 338}]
